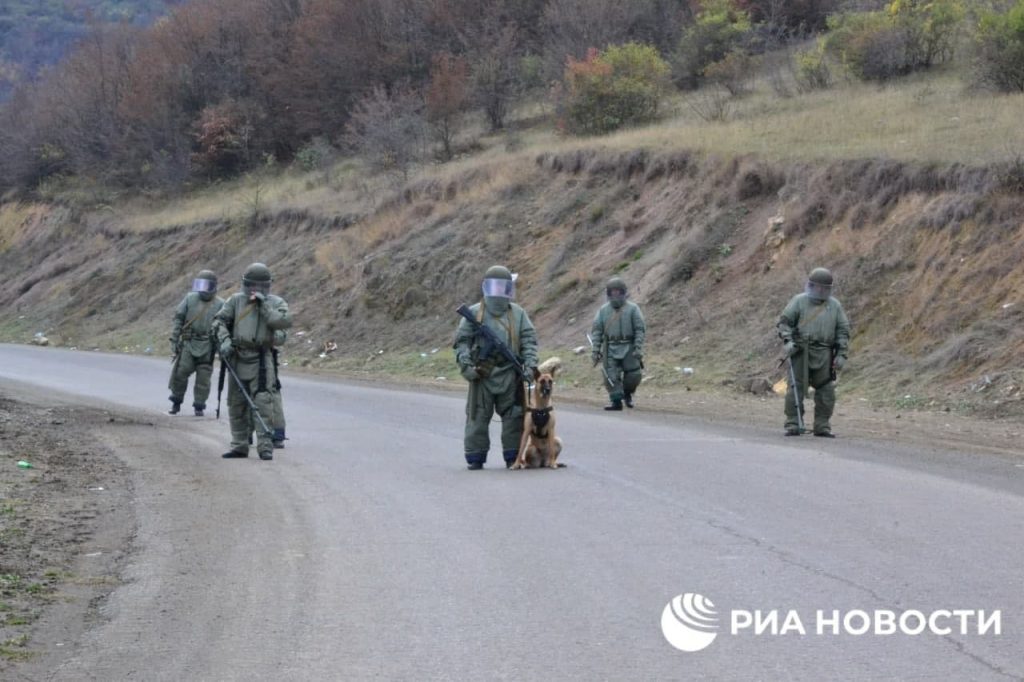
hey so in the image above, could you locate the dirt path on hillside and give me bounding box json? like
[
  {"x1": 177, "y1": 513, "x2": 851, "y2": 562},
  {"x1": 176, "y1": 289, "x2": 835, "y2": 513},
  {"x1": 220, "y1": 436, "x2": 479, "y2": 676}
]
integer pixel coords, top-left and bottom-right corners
[{"x1": 0, "y1": 389, "x2": 137, "y2": 680}]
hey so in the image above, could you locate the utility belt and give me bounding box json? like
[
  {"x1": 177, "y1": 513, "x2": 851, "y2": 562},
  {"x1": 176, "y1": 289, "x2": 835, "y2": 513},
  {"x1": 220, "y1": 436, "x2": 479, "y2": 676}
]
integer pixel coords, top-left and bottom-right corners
[
  {"x1": 181, "y1": 332, "x2": 210, "y2": 341},
  {"x1": 606, "y1": 337, "x2": 634, "y2": 343},
  {"x1": 796, "y1": 340, "x2": 835, "y2": 351},
  {"x1": 234, "y1": 341, "x2": 272, "y2": 353}
]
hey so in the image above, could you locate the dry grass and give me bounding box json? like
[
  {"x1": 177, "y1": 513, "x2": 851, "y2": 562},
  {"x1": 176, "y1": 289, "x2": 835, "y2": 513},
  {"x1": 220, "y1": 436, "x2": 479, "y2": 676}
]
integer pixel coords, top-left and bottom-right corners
[
  {"x1": 109, "y1": 68, "x2": 1022, "y2": 235},
  {"x1": 566, "y1": 71, "x2": 1024, "y2": 164},
  {"x1": 402, "y1": 69, "x2": 1021, "y2": 169},
  {"x1": 117, "y1": 158, "x2": 390, "y2": 233},
  {"x1": 0, "y1": 203, "x2": 49, "y2": 254}
]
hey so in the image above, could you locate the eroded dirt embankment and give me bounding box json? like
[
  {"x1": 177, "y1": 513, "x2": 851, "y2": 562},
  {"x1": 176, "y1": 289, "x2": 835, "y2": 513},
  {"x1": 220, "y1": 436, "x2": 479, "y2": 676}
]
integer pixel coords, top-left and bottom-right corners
[{"x1": 2, "y1": 151, "x2": 1023, "y2": 415}]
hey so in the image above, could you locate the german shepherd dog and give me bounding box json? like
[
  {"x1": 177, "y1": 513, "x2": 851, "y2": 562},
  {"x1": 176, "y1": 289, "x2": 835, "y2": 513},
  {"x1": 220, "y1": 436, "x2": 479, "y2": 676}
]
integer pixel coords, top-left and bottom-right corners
[{"x1": 512, "y1": 357, "x2": 564, "y2": 469}]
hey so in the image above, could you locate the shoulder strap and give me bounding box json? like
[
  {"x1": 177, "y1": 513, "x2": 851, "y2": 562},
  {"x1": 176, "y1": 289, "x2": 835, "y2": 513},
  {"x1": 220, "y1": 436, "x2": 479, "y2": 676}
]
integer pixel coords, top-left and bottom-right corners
[
  {"x1": 508, "y1": 307, "x2": 517, "y2": 353},
  {"x1": 182, "y1": 298, "x2": 211, "y2": 332},
  {"x1": 235, "y1": 300, "x2": 257, "y2": 325},
  {"x1": 604, "y1": 308, "x2": 624, "y2": 337},
  {"x1": 798, "y1": 301, "x2": 830, "y2": 332}
]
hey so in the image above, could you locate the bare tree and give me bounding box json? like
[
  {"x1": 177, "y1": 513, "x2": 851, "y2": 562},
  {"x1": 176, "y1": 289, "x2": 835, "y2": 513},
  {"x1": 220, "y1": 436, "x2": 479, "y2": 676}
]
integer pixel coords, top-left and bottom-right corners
[
  {"x1": 344, "y1": 84, "x2": 427, "y2": 181},
  {"x1": 470, "y1": 21, "x2": 521, "y2": 131},
  {"x1": 686, "y1": 84, "x2": 733, "y2": 122},
  {"x1": 426, "y1": 52, "x2": 470, "y2": 160}
]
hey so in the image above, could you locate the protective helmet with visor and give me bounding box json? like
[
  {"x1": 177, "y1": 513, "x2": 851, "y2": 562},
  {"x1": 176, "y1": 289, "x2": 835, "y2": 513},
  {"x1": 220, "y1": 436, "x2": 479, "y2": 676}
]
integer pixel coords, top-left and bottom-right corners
[
  {"x1": 481, "y1": 265, "x2": 515, "y2": 299},
  {"x1": 242, "y1": 262, "x2": 273, "y2": 297},
  {"x1": 192, "y1": 270, "x2": 218, "y2": 301},
  {"x1": 805, "y1": 267, "x2": 834, "y2": 302},
  {"x1": 606, "y1": 276, "x2": 628, "y2": 308}
]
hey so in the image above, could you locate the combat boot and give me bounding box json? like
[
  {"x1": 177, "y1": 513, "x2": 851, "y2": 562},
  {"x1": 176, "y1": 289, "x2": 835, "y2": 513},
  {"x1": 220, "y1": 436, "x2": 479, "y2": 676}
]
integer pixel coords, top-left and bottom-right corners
[
  {"x1": 273, "y1": 428, "x2": 286, "y2": 449},
  {"x1": 194, "y1": 408, "x2": 205, "y2": 417},
  {"x1": 193, "y1": 402, "x2": 205, "y2": 417},
  {"x1": 168, "y1": 400, "x2": 181, "y2": 415},
  {"x1": 222, "y1": 449, "x2": 248, "y2": 458},
  {"x1": 503, "y1": 449, "x2": 518, "y2": 469},
  {"x1": 258, "y1": 449, "x2": 274, "y2": 461},
  {"x1": 465, "y1": 452, "x2": 486, "y2": 470},
  {"x1": 624, "y1": 392, "x2": 635, "y2": 409},
  {"x1": 603, "y1": 400, "x2": 623, "y2": 411}
]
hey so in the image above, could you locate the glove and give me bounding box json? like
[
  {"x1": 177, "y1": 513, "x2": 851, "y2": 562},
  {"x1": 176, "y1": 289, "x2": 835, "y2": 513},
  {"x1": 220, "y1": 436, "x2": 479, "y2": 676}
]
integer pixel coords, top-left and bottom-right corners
[
  {"x1": 591, "y1": 352, "x2": 602, "y2": 367},
  {"x1": 219, "y1": 338, "x2": 234, "y2": 359},
  {"x1": 783, "y1": 340, "x2": 797, "y2": 357},
  {"x1": 833, "y1": 355, "x2": 846, "y2": 371},
  {"x1": 460, "y1": 365, "x2": 479, "y2": 382},
  {"x1": 250, "y1": 292, "x2": 266, "y2": 304},
  {"x1": 633, "y1": 350, "x2": 644, "y2": 362}
]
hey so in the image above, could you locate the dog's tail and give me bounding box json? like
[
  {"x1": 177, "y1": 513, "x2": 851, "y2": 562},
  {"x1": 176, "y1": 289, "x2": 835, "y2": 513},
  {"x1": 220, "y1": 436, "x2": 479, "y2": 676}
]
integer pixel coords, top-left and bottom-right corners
[{"x1": 538, "y1": 357, "x2": 562, "y2": 375}]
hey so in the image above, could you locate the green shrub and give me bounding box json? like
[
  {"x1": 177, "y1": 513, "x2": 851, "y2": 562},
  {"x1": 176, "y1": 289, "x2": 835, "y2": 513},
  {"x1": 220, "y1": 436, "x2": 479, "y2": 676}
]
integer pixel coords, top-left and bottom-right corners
[
  {"x1": 703, "y1": 49, "x2": 759, "y2": 96},
  {"x1": 294, "y1": 137, "x2": 333, "y2": 172},
  {"x1": 972, "y1": 0, "x2": 1024, "y2": 92},
  {"x1": 561, "y1": 42, "x2": 671, "y2": 135},
  {"x1": 519, "y1": 54, "x2": 545, "y2": 93},
  {"x1": 674, "y1": 0, "x2": 751, "y2": 90},
  {"x1": 794, "y1": 41, "x2": 833, "y2": 91},
  {"x1": 889, "y1": 0, "x2": 964, "y2": 68},
  {"x1": 826, "y1": 11, "x2": 910, "y2": 81},
  {"x1": 825, "y1": 0, "x2": 963, "y2": 81}
]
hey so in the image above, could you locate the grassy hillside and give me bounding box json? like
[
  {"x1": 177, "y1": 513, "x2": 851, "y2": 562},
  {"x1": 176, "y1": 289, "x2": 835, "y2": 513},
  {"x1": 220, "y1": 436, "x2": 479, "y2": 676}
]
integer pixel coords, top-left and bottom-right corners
[
  {"x1": 2, "y1": 67, "x2": 1023, "y2": 417},
  {"x1": 68, "y1": 69, "x2": 1023, "y2": 236}
]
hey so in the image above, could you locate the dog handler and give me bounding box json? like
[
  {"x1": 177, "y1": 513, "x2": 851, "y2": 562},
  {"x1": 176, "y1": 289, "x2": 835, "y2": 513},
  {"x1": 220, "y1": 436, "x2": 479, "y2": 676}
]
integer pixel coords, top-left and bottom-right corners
[
  {"x1": 590, "y1": 276, "x2": 646, "y2": 411},
  {"x1": 453, "y1": 265, "x2": 539, "y2": 470}
]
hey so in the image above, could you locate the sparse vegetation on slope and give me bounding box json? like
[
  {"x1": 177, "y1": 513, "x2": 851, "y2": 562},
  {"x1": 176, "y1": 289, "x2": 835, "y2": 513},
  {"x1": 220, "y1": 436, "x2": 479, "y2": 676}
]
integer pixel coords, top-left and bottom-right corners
[{"x1": 3, "y1": 125, "x2": 1024, "y2": 416}]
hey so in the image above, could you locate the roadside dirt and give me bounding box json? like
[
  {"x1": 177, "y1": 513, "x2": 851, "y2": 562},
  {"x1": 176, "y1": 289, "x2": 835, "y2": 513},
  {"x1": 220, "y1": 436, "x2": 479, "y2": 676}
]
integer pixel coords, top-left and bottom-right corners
[{"x1": 0, "y1": 389, "x2": 135, "y2": 680}]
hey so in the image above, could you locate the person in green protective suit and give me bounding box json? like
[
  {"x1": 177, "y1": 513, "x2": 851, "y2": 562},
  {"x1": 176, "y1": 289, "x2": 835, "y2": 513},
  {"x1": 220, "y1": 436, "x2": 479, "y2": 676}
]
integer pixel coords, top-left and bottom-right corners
[
  {"x1": 590, "y1": 276, "x2": 646, "y2": 411},
  {"x1": 212, "y1": 263, "x2": 292, "y2": 460},
  {"x1": 777, "y1": 267, "x2": 851, "y2": 437},
  {"x1": 453, "y1": 265, "x2": 539, "y2": 470},
  {"x1": 168, "y1": 270, "x2": 224, "y2": 416}
]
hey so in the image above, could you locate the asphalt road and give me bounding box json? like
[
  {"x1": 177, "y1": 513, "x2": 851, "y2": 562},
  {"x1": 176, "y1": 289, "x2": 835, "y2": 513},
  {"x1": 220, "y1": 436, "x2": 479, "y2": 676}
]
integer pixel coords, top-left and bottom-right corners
[{"x1": 1, "y1": 344, "x2": 1022, "y2": 681}]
